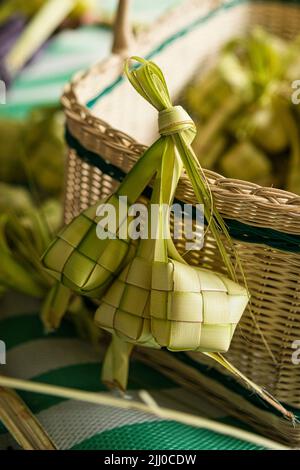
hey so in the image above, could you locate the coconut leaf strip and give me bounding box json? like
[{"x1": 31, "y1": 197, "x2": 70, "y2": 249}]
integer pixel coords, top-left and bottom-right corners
[
  {"x1": 0, "y1": 387, "x2": 56, "y2": 450},
  {"x1": 0, "y1": 375, "x2": 288, "y2": 450}
]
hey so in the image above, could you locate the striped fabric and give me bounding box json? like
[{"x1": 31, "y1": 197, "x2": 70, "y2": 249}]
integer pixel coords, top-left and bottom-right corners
[
  {"x1": 0, "y1": 293, "x2": 264, "y2": 450},
  {"x1": 100, "y1": 0, "x2": 183, "y2": 23},
  {"x1": 0, "y1": 0, "x2": 183, "y2": 119},
  {"x1": 0, "y1": 26, "x2": 112, "y2": 118}
]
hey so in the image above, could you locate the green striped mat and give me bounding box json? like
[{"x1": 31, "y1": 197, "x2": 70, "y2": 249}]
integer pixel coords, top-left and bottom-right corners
[
  {"x1": 0, "y1": 0, "x2": 182, "y2": 119},
  {"x1": 0, "y1": 294, "x2": 265, "y2": 450},
  {"x1": 1, "y1": 26, "x2": 112, "y2": 118}
]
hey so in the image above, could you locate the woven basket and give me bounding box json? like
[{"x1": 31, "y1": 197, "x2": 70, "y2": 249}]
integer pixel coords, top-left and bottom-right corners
[{"x1": 62, "y1": 0, "x2": 300, "y2": 415}]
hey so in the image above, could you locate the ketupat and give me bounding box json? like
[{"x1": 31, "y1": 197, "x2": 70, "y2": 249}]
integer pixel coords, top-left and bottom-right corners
[
  {"x1": 38, "y1": 199, "x2": 63, "y2": 235},
  {"x1": 218, "y1": 52, "x2": 253, "y2": 100},
  {"x1": 40, "y1": 56, "x2": 296, "y2": 422},
  {"x1": 0, "y1": 116, "x2": 76, "y2": 325},
  {"x1": 42, "y1": 197, "x2": 136, "y2": 298},
  {"x1": 0, "y1": 107, "x2": 65, "y2": 196},
  {"x1": 24, "y1": 107, "x2": 65, "y2": 196},
  {"x1": 220, "y1": 140, "x2": 272, "y2": 186},
  {"x1": 42, "y1": 56, "x2": 249, "y2": 349},
  {"x1": 224, "y1": 27, "x2": 289, "y2": 91},
  {"x1": 29, "y1": 140, "x2": 65, "y2": 195},
  {"x1": 248, "y1": 101, "x2": 288, "y2": 154},
  {"x1": 192, "y1": 94, "x2": 243, "y2": 158},
  {"x1": 41, "y1": 138, "x2": 163, "y2": 297},
  {"x1": 0, "y1": 183, "x2": 62, "y2": 252},
  {"x1": 184, "y1": 71, "x2": 231, "y2": 120},
  {"x1": 183, "y1": 28, "x2": 300, "y2": 194},
  {"x1": 193, "y1": 132, "x2": 227, "y2": 170},
  {"x1": 95, "y1": 140, "x2": 248, "y2": 389},
  {"x1": 0, "y1": 185, "x2": 63, "y2": 298},
  {"x1": 0, "y1": 213, "x2": 45, "y2": 297},
  {"x1": 228, "y1": 97, "x2": 289, "y2": 155},
  {"x1": 0, "y1": 187, "x2": 78, "y2": 328},
  {"x1": 0, "y1": 183, "x2": 33, "y2": 213}
]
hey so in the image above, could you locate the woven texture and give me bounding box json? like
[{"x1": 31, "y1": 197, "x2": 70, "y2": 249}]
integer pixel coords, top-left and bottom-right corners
[
  {"x1": 70, "y1": 421, "x2": 263, "y2": 450},
  {"x1": 96, "y1": 257, "x2": 248, "y2": 351},
  {"x1": 61, "y1": 0, "x2": 300, "y2": 428},
  {"x1": 43, "y1": 196, "x2": 133, "y2": 297}
]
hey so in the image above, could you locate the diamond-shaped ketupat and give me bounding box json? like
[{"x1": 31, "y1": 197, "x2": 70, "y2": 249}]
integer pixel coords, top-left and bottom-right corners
[
  {"x1": 93, "y1": 57, "x2": 253, "y2": 392},
  {"x1": 95, "y1": 257, "x2": 248, "y2": 353},
  {"x1": 41, "y1": 136, "x2": 163, "y2": 298},
  {"x1": 150, "y1": 260, "x2": 248, "y2": 352},
  {"x1": 41, "y1": 198, "x2": 134, "y2": 297},
  {"x1": 95, "y1": 256, "x2": 152, "y2": 341}
]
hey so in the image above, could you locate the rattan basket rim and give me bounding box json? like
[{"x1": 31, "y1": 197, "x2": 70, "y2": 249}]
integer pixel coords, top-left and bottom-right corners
[
  {"x1": 61, "y1": 0, "x2": 300, "y2": 219},
  {"x1": 62, "y1": 97, "x2": 300, "y2": 210}
]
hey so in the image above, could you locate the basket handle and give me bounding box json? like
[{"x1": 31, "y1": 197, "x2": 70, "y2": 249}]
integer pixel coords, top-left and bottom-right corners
[{"x1": 112, "y1": 0, "x2": 133, "y2": 55}]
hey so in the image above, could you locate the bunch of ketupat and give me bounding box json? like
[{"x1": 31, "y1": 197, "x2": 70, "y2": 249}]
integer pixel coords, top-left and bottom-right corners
[
  {"x1": 183, "y1": 27, "x2": 300, "y2": 194},
  {"x1": 0, "y1": 105, "x2": 89, "y2": 326},
  {"x1": 0, "y1": 181, "x2": 98, "y2": 340},
  {"x1": 0, "y1": 183, "x2": 61, "y2": 299},
  {"x1": 0, "y1": 106, "x2": 65, "y2": 196},
  {"x1": 41, "y1": 57, "x2": 256, "y2": 392}
]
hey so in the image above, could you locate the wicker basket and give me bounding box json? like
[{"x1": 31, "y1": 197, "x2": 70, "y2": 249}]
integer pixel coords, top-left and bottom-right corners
[{"x1": 62, "y1": 0, "x2": 300, "y2": 415}]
